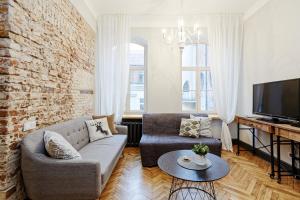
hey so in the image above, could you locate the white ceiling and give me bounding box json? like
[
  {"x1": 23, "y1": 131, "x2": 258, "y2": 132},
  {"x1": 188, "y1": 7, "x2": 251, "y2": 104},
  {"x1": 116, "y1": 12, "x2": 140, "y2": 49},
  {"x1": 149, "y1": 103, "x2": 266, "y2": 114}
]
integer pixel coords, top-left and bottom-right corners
[{"x1": 84, "y1": 0, "x2": 260, "y2": 17}]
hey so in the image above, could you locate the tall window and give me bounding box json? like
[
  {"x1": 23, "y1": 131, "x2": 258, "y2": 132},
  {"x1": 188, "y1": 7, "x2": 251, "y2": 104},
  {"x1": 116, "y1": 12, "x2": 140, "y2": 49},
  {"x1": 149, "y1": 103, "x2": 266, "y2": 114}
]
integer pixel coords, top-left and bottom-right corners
[
  {"x1": 182, "y1": 44, "x2": 214, "y2": 112},
  {"x1": 127, "y1": 43, "x2": 145, "y2": 113}
]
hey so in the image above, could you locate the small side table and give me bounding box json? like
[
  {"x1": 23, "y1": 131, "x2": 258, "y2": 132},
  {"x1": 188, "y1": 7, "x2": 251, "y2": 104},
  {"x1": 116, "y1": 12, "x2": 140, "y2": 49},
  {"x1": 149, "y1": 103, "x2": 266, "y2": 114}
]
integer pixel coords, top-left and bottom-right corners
[{"x1": 158, "y1": 150, "x2": 229, "y2": 200}]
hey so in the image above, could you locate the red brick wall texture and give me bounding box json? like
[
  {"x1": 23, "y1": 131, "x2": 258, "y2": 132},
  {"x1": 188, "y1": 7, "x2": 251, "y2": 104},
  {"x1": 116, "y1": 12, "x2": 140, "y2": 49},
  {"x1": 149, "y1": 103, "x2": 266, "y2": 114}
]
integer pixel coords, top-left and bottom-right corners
[{"x1": 0, "y1": 0, "x2": 96, "y2": 199}]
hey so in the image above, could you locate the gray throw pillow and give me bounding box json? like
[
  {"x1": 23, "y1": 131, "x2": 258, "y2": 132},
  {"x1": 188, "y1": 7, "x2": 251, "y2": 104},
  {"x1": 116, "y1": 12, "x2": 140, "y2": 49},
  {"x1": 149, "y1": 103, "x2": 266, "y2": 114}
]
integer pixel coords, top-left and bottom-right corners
[
  {"x1": 44, "y1": 130, "x2": 81, "y2": 160},
  {"x1": 190, "y1": 114, "x2": 213, "y2": 137},
  {"x1": 179, "y1": 118, "x2": 201, "y2": 138}
]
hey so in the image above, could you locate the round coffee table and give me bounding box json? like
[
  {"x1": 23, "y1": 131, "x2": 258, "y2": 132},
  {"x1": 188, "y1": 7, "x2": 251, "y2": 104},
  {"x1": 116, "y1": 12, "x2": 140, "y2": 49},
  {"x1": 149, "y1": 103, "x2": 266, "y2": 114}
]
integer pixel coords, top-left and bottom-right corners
[{"x1": 158, "y1": 150, "x2": 229, "y2": 200}]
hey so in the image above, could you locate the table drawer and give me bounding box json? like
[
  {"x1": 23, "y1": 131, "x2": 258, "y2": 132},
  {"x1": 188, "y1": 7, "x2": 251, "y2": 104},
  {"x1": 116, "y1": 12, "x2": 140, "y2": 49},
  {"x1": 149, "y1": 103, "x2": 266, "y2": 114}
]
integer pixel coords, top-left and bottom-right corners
[
  {"x1": 276, "y1": 128, "x2": 300, "y2": 142},
  {"x1": 239, "y1": 119, "x2": 272, "y2": 133}
]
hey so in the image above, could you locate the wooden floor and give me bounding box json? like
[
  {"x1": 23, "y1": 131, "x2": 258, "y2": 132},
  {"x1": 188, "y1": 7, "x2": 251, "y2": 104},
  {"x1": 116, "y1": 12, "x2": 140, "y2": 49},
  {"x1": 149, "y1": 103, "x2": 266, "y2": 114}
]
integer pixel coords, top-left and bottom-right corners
[{"x1": 100, "y1": 147, "x2": 300, "y2": 200}]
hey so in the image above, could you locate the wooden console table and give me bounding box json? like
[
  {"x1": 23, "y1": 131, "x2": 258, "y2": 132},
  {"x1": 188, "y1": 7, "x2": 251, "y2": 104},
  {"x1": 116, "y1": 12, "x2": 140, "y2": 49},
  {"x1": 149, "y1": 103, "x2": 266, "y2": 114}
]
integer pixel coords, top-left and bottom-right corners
[{"x1": 235, "y1": 116, "x2": 300, "y2": 183}]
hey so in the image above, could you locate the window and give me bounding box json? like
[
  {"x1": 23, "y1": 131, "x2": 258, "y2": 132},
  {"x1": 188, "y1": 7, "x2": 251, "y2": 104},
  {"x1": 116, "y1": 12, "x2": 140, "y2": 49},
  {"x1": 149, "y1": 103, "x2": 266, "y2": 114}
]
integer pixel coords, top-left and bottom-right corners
[
  {"x1": 127, "y1": 43, "x2": 146, "y2": 113},
  {"x1": 182, "y1": 44, "x2": 214, "y2": 112}
]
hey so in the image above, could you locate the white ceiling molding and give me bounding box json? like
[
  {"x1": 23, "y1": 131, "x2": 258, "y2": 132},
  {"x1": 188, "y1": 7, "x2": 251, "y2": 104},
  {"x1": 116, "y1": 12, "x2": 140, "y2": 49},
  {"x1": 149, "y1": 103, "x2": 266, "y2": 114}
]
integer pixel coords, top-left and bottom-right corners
[
  {"x1": 243, "y1": 0, "x2": 272, "y2": 21},
  {"x1": 85, "y1": 0, "x2": 259, "y2": 16},
  {"x1": 82, "y1": 0, "x2": 98, "y2": 19},
  {"x1": 69, "y1": 0, "x2": 97, "y2": 31}
]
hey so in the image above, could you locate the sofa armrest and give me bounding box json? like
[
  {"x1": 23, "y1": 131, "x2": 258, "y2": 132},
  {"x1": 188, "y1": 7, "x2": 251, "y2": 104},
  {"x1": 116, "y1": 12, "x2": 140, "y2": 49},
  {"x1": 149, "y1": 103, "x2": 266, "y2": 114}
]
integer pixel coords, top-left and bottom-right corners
[
  {"x1": 115, "y1": 125, "x2": 128, "y2": 135},
  {"x1": 21, "y1": 145, "x2": 101, "y2": 200}
]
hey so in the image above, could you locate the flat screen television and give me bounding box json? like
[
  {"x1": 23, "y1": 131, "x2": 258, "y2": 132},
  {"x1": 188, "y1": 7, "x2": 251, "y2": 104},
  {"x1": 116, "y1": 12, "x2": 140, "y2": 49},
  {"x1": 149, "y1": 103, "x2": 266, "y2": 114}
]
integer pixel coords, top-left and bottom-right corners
[{"x1": 253, "y1": 78, "x2": 300, "y2": 122}]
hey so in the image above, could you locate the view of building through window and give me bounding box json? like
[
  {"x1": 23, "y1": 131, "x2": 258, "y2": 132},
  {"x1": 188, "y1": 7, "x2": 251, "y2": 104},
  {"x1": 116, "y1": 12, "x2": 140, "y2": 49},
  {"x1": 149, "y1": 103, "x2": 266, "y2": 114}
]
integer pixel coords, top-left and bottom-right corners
[
  {"x1": 182, "y1": 44, "x2": 214, "y2": 112},
  {"x1": 127, "y1": 43, "x2": 145, "y2": 112}
]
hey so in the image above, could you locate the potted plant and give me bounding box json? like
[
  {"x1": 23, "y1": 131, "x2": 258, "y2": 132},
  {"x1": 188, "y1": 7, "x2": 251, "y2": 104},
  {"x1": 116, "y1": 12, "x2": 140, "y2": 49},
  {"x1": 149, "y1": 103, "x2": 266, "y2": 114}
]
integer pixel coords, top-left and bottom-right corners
[{"x1": 192, "y1": 144, "x2": 209, "y2": 165}]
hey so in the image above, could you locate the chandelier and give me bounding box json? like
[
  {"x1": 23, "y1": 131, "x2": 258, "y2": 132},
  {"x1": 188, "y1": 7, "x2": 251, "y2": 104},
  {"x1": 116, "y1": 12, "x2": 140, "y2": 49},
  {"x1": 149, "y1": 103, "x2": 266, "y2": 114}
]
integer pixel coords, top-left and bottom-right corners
[{"x1": 161, "y1": 0, "x2": 203, "y2": 50}]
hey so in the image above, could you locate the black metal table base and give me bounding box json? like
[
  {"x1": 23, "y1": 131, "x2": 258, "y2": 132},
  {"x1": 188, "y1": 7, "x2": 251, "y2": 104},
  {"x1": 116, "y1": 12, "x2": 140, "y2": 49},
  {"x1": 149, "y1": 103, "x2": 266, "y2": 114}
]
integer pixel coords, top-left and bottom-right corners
[
  {"x1": 168, "y1": 177, "x2": 216, "y2": 200},
  {"x1": 237, "y1": 123, "x2": 300, "y2": 183}
]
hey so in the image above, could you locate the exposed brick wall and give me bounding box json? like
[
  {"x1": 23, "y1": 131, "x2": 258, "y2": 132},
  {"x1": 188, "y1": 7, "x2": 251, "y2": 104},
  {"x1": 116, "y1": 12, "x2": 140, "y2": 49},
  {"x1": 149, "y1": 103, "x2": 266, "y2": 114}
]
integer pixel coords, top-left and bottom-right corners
[{"x1": 0, "y1": 0, "x2": 96, "y2": 199}]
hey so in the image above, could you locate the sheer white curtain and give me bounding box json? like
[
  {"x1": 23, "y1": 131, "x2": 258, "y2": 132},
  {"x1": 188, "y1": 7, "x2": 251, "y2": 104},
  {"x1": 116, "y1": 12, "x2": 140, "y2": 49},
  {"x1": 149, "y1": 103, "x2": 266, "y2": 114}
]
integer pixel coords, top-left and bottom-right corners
[
  {"x1": 208, "y1": 15, "x2": 243, "y2": 151},
  {"x1": 95, "y1": 15, "x2": 130, "y2": 122}
]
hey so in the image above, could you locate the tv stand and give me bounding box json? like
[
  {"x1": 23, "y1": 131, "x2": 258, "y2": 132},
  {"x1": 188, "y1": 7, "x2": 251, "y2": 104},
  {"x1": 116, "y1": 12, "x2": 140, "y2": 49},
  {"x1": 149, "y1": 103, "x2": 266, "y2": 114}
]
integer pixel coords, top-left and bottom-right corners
[{"x1": 235, "y1": 116, "x2": 300, "y2": 184}]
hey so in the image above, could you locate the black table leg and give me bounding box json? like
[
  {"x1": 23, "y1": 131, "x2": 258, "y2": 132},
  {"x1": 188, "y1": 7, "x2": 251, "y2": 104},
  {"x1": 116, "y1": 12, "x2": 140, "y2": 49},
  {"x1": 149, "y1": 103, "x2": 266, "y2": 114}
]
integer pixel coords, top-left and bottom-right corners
[
  {"x1": 237, "y1": 123, "x2": 240, "y2": 156},
  {"x1": 277, "y1": 136, "x2": 281, "y2": 183},
  {"x1": 168, "y1": 177, "x2": 216, "y2": 200},
  {"x1": 252, "y1": 128, "x2": 255, "y2": 155},
  {"x1": 270, "y1": 133, "x2": 275, "y2": 179},
  {"x1": 291, "y1": 140, "x2": 296, "y2": 177}
]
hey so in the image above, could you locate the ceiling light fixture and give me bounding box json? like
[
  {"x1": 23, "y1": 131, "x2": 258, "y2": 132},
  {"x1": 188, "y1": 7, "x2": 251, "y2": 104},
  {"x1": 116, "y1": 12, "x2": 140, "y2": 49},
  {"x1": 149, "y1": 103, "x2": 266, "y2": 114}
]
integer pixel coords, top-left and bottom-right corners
[{"x1": 161, "y1": 0, "x2": 203, "y2": 51}]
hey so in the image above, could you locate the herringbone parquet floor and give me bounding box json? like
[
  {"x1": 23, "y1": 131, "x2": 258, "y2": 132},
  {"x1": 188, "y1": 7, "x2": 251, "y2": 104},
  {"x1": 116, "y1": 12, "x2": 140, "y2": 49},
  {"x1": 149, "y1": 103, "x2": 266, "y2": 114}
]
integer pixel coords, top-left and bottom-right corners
[{"x1": 100, "y1": 147, "x2": 300, "y2": 200}]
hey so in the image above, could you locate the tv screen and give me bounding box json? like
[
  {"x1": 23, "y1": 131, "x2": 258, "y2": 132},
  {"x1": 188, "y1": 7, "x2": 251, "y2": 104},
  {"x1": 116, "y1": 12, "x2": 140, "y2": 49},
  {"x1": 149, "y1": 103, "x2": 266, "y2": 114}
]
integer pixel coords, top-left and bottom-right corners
[{"x1": 253, "y1": 78, "x2": 300, "y2": 121}]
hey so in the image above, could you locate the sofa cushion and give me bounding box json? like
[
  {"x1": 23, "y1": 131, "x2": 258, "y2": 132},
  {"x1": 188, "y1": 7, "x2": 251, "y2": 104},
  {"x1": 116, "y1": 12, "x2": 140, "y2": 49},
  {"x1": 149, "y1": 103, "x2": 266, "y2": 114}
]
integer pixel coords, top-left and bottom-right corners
[
  {"x1": 79, "y1": 135, "x2": 127, "y2": 185},
  {"x1": 190, "y1": 115, "x2": 213, "y2": 137},
  {"x1": 141, "y1": 134, "x2": 221, "y2": 148},
  {"x1": 44, "y1": 131, "x2": 82, "y2": 160},
  {"x1": 23, "y1": 117, "x2": 92, "y2": 154},
  {"x1": 85, "y1": 118, "x2": 113, "y2": 142},
  {"x1": 93, "y1": 114, "x2": 118, "y2": 133},
  {"x1": 140, "y1": 134, "x2": 221, "y2": 166},
  {"x1": 179, "y1": 118, "x2": 201, "y2": 138},
  {"x1": 143, "y1": 113, "x2": 208, "y2": 136}
]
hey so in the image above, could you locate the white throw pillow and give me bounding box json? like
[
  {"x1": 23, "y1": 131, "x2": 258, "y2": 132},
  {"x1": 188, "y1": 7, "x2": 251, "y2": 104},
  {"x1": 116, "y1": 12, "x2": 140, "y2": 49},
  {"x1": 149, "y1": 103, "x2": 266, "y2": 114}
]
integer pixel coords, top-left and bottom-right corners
[
  {"x1": 85, "y1": 117, "x2": 113, "y2": 142},
  {"x1": 44, "y1": 131, "x2": 81, "y2": 160},
  {"x1": 190, "y1": 114, "x2": 213, "y2": 137},
  {"x1": 179, "y1": 118, "x2": 201, "y2": 138}
]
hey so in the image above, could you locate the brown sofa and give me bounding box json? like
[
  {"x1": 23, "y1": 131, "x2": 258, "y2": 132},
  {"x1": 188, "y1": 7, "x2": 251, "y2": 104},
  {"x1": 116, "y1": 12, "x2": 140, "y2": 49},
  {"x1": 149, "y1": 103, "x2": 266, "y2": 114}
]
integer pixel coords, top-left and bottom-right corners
[{"x1": 140, "y1": 113, "x2": 222, "y2": 167}]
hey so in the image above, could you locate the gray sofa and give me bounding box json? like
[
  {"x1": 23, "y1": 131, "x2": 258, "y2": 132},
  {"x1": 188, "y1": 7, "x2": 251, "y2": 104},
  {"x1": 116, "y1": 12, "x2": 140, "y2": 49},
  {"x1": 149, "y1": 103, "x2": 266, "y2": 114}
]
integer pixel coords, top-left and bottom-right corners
[
  {"x1": 140, "y1": 113, "x2": 222, "y2": 167},
  {"x1": 21, "y1": 116, "x2": 128, "y2": 200}
]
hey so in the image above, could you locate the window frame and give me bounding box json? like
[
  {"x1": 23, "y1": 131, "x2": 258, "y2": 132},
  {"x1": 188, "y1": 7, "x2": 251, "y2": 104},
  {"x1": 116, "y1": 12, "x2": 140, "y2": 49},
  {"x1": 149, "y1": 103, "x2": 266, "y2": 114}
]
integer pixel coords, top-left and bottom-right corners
[
  {"x1": 181, "y1": 43, "x2": 215, "y2": 113},
  {"x1": 125, "y1": 42, "x2": 147, "y2": 114}
]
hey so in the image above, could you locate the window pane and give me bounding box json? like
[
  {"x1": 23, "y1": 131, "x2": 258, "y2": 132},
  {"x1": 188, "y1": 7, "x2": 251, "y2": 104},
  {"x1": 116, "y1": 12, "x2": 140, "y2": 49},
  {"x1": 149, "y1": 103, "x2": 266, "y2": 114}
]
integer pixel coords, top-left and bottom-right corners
[
  {"x1": 129, "y1": 43, "x2": 144, "y2": 66},
  {"x1": 197, "y1": 44, "x2": 208, "y2": 67},
  {"x1": 200, "y1": 71, "x2": 212, "y2": 91},
  {"x1": 182, "y1": 45, "x2": 197, "y2": 67},
  {"x1": 200, "y1": 91, "x2": 214, "y2": 111},
  {"x1": 129, "y1": 70, "x2": 144, "y2": 111},
  {"x1": 207, "y1": 46, "x2": 211, "y2": 67},
  {"x1": 200, "y1": 71, "x2": 214, "y2": 111},
  {"x1": 182, "y1": 71, "x2": 196, "y2": 111}
]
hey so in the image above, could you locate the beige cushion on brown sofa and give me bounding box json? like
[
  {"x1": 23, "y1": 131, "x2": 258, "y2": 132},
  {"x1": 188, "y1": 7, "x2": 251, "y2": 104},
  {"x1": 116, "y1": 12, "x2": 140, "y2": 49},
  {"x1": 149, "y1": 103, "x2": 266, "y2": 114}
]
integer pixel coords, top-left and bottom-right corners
[
  {"x1": 92, "y1": 114, "x2": 118, "y2": 133},
  {"x1": 190, "y1": 114, "x2": 213, "y2": 137},
  {"x1": 179, "y1": 118, "x2": 201, "y2": 138}
]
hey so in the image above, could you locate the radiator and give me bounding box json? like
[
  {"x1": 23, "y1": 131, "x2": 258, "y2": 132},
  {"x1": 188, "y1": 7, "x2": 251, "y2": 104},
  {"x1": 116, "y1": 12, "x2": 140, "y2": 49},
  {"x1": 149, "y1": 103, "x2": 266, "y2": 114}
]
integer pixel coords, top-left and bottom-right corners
[{"x1": 121, "y1": 118, "x2": 143, "y2": 147}]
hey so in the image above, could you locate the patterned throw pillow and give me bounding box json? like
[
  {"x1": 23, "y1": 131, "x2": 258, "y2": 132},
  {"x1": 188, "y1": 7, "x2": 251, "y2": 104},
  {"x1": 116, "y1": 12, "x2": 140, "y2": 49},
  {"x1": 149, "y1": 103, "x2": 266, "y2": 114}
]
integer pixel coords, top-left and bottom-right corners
[
  {"x1": 179, "y1": 118, "x2": 201, "y2": 138},
  {"x1": 44, "y1": 131, "x2": 81, "y2": 160},
  {"x1": 85, "y1": 117, "x2": 113, "y2": 142},
  {"x1": 190, "y1": 114, "x2": 213, "y2": 137},
  {"x1": 92, "y1": 114, "x2": 118, "y2": 134}
]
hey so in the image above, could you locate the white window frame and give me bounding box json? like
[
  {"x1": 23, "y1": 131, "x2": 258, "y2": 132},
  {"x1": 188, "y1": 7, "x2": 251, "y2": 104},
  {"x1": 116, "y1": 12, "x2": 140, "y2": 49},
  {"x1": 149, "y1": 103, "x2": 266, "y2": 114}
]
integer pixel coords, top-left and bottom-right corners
[
  {"x1": 125, "y1": 42, "x2": 147, "y2": 114},
  {"x1": 181, "y1": 43, "x2": 215, "y2": 113}
]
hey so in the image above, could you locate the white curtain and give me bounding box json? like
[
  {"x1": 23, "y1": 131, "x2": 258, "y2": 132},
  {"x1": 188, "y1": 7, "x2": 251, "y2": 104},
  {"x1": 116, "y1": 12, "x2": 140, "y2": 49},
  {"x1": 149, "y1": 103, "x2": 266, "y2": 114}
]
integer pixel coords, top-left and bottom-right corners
[
  {"x1": 95, "y1": 15, "x2": 130, "y2": 122},
  {"x1": 208, "y1": 15, "x2": 243, "y2": 151}
]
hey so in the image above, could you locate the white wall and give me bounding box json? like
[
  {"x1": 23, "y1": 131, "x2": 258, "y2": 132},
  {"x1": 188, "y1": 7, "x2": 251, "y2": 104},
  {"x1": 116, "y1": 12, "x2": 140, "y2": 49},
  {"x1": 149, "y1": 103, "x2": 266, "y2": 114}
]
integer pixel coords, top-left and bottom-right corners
[{"x1": 238, "y1": 0, "x2": 300, "y2": 163}]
